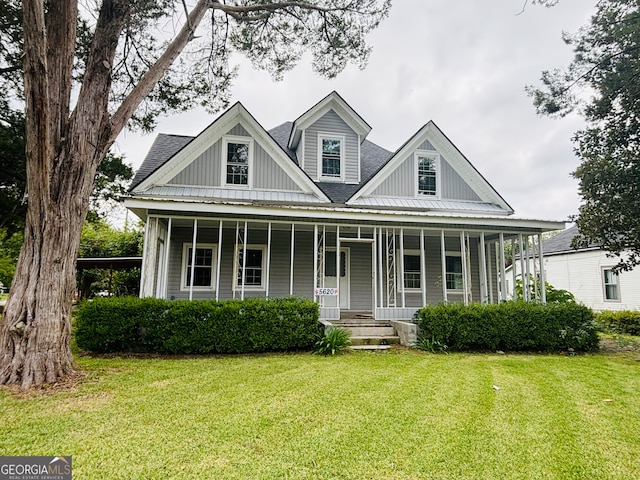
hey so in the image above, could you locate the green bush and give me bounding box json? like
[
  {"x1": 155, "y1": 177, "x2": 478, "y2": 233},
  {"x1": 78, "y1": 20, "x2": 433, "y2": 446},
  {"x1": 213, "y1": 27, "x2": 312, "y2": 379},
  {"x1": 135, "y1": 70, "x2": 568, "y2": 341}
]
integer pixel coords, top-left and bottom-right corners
[
  {"x1": 596, "y1": 310, "x2": 640, "y2": 336},
  {"x1": 75, "y1": 297, "x2": 320, "y2": 354},
  {"x1": 314, "y1": 326, "x2": 351, "y2": 355},
  {"x1": 416, "y1": 301, "x2": 599, "y2": 352}
]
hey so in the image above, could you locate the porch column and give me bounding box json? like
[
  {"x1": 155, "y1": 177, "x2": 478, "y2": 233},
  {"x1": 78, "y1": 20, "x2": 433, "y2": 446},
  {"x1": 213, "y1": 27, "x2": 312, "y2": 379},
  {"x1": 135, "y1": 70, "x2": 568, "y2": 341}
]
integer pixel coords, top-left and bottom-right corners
[
  {"x1": 525, "y1": 235, "x2": 532, "y2": 301},
  {"x1": 265, "y1": 222, "x2": 272, "y2": 298},
  {"x1": 532, "y1": 235, "x2": 539, "y2": 301},
  {"x1": 373, "y1": 227, "x2": 378, "y2": 311},
  {"x1": 189, "y1": 218, "x2": 198, "y2": 301},
  {"x1": 499, "y1": 233, "x2": 506, "y2": 302},
  {"x1": 494, "y1": 242, "x2": 501, "y2": 302},
  {"x1": 399, "y1": 228, "x2": 406, "y2": 308},
  {"x1": 511, "y1": 239, "x2": 517, "y2": 300},
  {"x1": 460, "y1": 231, "x2": 468, "y2": 305},
  {"x1": 313, "y1": 224, "x2": 318, "y2": 302},
  {"x1": 479, "y1": 232, "x2": 488, "y2": 304},
  {"x1": 420, "y1": 229, "x2": 427, "y2": 306},
  {"x1": 289, "y1": 223, "x2": 295, "y2": 296},
  {"x1": 518, "y1": 233, "x2": 527, "y2": 301},
  {"x1": 241, "y1": 221, "x2": 248, "y2": 300},
  {"x1": 486, "y1": 242, "x2": 494, "y2": 304},
  {"x1": 139, "y1": 217, "x2": 156, "y2": 298},
  {"x1": 215, "y1": 220, "x2": 223, "y2": 301},
  {"x1": 538, "y1": 233, "x2": 547, "y2": 303},
  {"x1": 162, "y1": 217, "x2": 172, "y2": 299},
  {"x1": 336, "y1": 225, "x2": 340, "y2": 310},
  {"x1": 378, "y1": 227, "x2": 384, "y2": 308},
  {"x1": 440, "y1": 230, "x2": 448, "y2": 303}
]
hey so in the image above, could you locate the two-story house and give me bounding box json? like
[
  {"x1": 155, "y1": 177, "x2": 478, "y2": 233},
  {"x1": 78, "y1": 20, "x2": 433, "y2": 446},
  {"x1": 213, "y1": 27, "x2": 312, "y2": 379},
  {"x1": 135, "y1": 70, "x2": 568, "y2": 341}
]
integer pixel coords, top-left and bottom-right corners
[{"x1": 125, "y1": 92, "x2": 563, "y2": 321}]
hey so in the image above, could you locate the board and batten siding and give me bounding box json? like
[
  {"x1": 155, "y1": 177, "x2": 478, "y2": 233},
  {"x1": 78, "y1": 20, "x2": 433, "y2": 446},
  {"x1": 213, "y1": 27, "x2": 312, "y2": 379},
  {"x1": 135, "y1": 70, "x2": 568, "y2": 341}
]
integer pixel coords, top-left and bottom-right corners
[
  {"x1": 168, "y1": 123, "x2": 302, "y2": 192},
  {"x1": 303, "y1": 110, "x2": 360, "y2": 183},
  {"x1": 368, "y1": 144, "x2": 481, "y2": 201}
]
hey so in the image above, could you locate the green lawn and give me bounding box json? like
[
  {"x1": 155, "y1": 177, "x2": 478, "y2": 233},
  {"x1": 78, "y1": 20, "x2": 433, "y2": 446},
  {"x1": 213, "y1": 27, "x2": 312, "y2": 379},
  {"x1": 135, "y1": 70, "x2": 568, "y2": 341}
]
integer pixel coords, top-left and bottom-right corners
[{"x1": 1, "y1": 350, "x2": 639, "y2": 479}]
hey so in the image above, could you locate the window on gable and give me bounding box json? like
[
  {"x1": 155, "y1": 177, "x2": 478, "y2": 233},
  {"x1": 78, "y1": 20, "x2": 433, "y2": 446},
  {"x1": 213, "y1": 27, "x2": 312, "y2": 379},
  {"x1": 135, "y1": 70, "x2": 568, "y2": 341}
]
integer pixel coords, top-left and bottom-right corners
[
  {"x1": 236, "y1": 245, "x2": 266, "y2": 289},
  {"x1": 445, "y1": 255, "x2": 463, "y2": 290},
  {"x1": 319, "y1": 135, "x2": 344, "y2": 179},
  {"x1": 181, "y1": 243, "x2": 216, "y2": 290},
  {"x1": 416, "y1": 152, "x2": 439, "y2": 196},
  {"x1": 224, "y1": 137, "x2": 252, "y2": 186},
  {"x1": 602, "y1": 268, "x2": 620, "y2": 301}
]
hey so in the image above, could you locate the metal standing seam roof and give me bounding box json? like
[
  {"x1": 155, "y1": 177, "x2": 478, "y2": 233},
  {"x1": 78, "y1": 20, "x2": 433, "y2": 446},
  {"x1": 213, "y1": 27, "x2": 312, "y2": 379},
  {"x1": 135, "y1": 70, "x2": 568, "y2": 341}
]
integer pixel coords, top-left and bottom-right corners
[
  {"x1": 138, "y1": 185, "x2": 327, "y2": 204},
  {"x1": 349, "y1": 197, "x2": 508, "y2": 214}
]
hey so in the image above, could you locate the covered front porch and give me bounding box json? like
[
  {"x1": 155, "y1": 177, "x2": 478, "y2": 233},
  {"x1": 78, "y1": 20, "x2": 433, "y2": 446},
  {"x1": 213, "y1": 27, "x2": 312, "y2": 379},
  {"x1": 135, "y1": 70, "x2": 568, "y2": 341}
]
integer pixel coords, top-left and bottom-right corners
[{"x1": 139, "y1": 213, "x2": 553, "y2": 321}]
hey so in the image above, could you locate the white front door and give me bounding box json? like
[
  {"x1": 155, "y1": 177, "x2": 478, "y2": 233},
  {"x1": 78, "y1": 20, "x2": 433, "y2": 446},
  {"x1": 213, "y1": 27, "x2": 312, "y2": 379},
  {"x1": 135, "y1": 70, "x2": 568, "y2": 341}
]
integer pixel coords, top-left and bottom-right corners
[{"x1": 322, "y1": 248, "x2": 350, "y2": 309}]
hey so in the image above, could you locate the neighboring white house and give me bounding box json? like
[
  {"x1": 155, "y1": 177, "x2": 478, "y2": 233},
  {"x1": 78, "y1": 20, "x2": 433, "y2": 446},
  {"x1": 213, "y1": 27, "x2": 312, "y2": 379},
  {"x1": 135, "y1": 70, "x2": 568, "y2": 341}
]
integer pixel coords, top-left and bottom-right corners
[
  {"x1": 508, "y1": 225, "x2": 640, "y2": 311},
  {"x1": 124, "y1": 91, "x2": 563, "y2": 321}
]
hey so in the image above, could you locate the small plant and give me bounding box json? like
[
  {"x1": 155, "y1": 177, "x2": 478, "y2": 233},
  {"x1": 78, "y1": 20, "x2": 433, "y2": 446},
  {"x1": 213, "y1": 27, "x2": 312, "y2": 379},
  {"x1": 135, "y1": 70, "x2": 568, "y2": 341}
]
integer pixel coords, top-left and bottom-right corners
[
  {"x1": 314, "y1": 326, "x2": 351, "y2": 355},
  {"x1": 413, "y1": 335, "x2": 448, "y2": 353}
]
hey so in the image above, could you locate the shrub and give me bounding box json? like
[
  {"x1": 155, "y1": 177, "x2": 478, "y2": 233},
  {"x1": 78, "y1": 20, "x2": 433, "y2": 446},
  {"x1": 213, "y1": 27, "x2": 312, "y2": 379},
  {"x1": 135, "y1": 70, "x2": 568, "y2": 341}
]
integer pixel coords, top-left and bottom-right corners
[
  {"x1": 596, "y1": 310, "x2": 640, "y2": 336},
  {"x1": 416, "y1": 301, "x2": 599, "y2": 352},
  {"x1": 314, "y1": 326, "x2": 351, "y2": 355},
  {"x1": 75, "y1": 297, "x2": 320, "y2": 354}
]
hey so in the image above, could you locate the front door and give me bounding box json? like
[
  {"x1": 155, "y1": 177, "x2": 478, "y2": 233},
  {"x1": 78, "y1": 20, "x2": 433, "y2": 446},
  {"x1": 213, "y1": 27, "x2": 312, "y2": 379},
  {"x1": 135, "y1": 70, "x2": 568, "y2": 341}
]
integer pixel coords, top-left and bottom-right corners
[{"x1": 323, "y1": 248, "x2": 350, "y2": 309}]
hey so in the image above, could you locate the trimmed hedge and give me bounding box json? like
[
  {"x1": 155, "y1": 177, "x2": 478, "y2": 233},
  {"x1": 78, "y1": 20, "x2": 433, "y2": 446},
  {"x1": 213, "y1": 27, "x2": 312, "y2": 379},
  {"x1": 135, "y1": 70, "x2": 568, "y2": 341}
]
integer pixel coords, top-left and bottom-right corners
[
  {"x1": 596, "y1": 310, "x2": 640, "y2": 336},
  {"x1": 75, "y1": 297, "x2": 320, "y2": 354},
  {"x1": 416, "y1": 302, "x2": 599, "y2": 352}
]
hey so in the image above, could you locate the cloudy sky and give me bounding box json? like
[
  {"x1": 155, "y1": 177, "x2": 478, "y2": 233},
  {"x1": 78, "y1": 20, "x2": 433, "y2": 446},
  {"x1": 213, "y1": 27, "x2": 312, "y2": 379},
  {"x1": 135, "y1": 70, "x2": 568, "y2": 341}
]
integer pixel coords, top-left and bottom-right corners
[{"x1": 114, "y1": 0, "x2": 596, "y2": 224}]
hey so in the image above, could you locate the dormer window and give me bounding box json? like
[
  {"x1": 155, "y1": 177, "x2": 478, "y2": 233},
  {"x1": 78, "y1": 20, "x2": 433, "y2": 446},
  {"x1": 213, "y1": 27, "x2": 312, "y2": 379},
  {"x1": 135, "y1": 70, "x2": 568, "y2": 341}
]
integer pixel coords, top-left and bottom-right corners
[
  {"x1": 416, "y1": 151, "x2": 439, "y2": 197},
  {"x1": 223, "y1": 135, "x2": 253, "y2": 187},
  {"x1": 318, "y1": 134, "x2": 345, "y2": 181}
]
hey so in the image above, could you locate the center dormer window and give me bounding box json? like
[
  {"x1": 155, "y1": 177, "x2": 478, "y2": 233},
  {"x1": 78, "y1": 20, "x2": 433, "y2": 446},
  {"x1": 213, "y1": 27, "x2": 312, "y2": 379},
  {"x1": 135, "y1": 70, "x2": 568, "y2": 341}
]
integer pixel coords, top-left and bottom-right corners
[
  {"x1": 415, "y1": 151, "x2": 439, "y2": 197},
  {"x1": 318, "y1": 134, "x2": 345, "y2": 181},
  {"x1": 223, "y1": 135, "x2": 253, "y2": 187}
]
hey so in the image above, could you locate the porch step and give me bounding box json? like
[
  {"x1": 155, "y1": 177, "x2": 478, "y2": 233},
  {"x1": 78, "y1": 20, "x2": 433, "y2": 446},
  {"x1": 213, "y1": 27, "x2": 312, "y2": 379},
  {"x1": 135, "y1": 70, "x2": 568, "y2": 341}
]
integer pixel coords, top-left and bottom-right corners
[
  {"x1": 350, "y1": 335, "x2": 400, "y2": 346},
  {"x1": 350, "y1": 344, "x2": 393, "y2": 351},
  {"x1": 329, "y1": 319, "x2": 400, "y2": 350},
  {"x1": 343, "y1": 325, "x2": 396, "y2": 337},
  {"x1": 340, "y1": 310, "x2": 374, "y2": 320}
]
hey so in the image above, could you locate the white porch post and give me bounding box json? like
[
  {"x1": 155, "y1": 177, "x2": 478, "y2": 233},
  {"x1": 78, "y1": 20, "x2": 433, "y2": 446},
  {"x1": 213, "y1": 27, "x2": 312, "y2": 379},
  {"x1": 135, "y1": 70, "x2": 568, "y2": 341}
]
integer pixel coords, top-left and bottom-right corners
[
  {"x1": 440, "y1": 230, "x2": 448, "y2": 303},
  {"x1": 241, "y1": 221, "x2": 248, "y2": 300},
  {"x1": 479, "y1": 232, "x2": 488, "y2": 304},
  {"x1": 420, "y1": 229, "x2": 427, "y2": 306},
  {"x1": 518, "y1": 233, "x2": 526, "y2": 301},
  {"x1": 373, "y1": 227, "x2": 378, "y2": 313},
  {"x1": 511, "y1": 239, "x2": 517, "y2": 300},
  {"x1": 532, "y1": 235, "x2": 539, "y2": 301},
  {"x1": 499, "y1": 233, "x2": 507, "y2": 302},
  {"x1": 378, "y1": 228, "x2": 384, "y2": 308},
  {"x1": 215, "y1": 220, "x2": 223, "y2": 301},
  {"x1": 399, "y1": 228, "x2": 406, "y2": 308},
  {"x1": 487, "y1": 242, "x2": 494, "y2": 304},
  {"x1": 336, "y1": 225, "x2": 340, "y2": 310},
  {"x1": 460, "y1": 231, "x2": 468, "y2": 306},
  {"x1": 162, "y1": 217, "x2": 172, "y2": 299},
  {"x1": 265, "y1": 222, "x2": 272, "y2": 298},
  {"x1": 139, "y1": 218, "x2": 151, "y2": 297},
  {"x1": 189, "y1": 218, "x2": 198, "y2": 301},
  {"x1": 289, "y1": 223, "x2": 295, "y2": 296},
  {"x1": 538, "y1": 233, "x2": 547, "y2": 303},
  {"x1": 313, "y1": 224, "x2": 318, "y2": 302},
  {"x1": 525, "y1": 235, "x2": 532, "y2": 301}
]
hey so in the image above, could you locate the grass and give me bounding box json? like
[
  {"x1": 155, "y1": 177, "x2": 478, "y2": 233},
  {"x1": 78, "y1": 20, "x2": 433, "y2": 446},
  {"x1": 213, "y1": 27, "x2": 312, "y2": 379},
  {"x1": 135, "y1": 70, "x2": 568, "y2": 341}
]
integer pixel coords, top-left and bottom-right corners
[{"x1": 1, "y1": 350, "x2": 639, "y2": 479}]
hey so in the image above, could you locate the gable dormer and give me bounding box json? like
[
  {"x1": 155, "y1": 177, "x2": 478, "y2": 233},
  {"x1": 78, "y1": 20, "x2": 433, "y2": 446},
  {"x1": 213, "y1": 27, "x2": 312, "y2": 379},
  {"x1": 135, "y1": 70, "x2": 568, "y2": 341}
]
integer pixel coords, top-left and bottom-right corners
[{"x1": 288, "y1": 92, "x2": 371, "y2": 184}]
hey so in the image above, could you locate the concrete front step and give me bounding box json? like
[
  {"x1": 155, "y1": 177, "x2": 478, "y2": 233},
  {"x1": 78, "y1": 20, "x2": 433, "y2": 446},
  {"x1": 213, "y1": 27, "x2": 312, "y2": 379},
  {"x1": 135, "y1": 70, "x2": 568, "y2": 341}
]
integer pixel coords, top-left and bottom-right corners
[
  {"x1": 350, "y1": 335, "x2": 400, "y2": 346},
  {"x1": 350, "y1": 344, "x2": 393, "y2": 351},
  {"x1": 344, "y1": 326, "x2": 395, "y2": 337}
]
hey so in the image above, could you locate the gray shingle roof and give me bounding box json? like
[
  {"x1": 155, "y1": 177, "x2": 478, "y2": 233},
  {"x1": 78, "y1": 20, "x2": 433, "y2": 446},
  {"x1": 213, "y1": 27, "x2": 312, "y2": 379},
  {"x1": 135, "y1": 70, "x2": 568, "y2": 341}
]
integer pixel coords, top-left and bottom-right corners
[
  {"x1": 129, "y1": 134, "x2": 194, "y2": 191},
  {"x1": 541, "y1": 225, "x2": 600, "y2": 256}
]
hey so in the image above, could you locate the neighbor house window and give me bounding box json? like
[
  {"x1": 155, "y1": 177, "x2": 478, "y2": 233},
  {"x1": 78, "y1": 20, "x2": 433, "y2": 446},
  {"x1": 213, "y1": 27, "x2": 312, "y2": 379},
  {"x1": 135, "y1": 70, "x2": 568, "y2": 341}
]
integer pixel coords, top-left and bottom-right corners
[
  {"x1": 319, "y1": 134, "x2": 344, "y2": 180},
  {"x1": 416, "y1": 151, "x2": 439, "y2": 197},
  {"x1": 236, "y1": 245, "x2": 266, "y2": 289},
  {"x1": 223, "y1": 136, "x2": 253, "y2": 186},
  {"x1": 403, "y1": 252, "x2": 422, "y2": 290},
  {"x1": 602, "y1": 268, "x2": 620, "y2": 301},
  {"x1": 181, "y1": 243, "x2": 217, "y2": 290},
  {"x1": 445, "y1": 254, "x2": 463, "y2": 290}
]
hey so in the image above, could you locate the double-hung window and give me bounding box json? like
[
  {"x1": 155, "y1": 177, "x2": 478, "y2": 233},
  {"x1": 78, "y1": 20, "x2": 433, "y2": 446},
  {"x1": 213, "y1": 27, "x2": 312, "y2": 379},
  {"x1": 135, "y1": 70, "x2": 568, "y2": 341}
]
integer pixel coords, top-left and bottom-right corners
[
  {"x1": 445, "y1": 254, "x2": 463, "y2": 291},
  {"x1": 602, "y1": 268, "x2": 620, "y2": 301},
  {"x1": 236, "y1": 245, "x2": 266, "y2": 289},
  {"x1": 403, "y1": 252, "x2": 422, "y2": 290},
  {"x1": 223, "y1": 136, "x2": 253, "y2": 187},
  {"x1": 181, "y1": 243, "x2": 216, "y2": 290},
  {"x1": 416, "y1": 151, "x2": 439, "y2": 197},
  {"x1": 319, "y1": 134, "x2": 344, "y2": 180}
]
